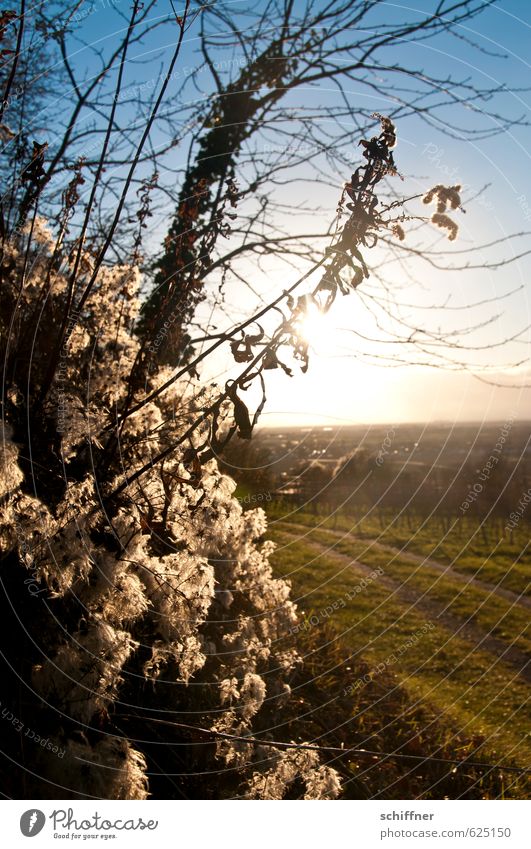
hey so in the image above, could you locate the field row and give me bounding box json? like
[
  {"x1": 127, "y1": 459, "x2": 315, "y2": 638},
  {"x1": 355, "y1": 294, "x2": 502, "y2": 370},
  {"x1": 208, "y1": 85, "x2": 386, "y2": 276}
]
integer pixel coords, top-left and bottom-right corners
[
  {"x1": 268, "y1": 508, "x2": 530, "y2": 597},
  {"x1": 268, "y1": 521, "x2": 531, "y2": 767}
]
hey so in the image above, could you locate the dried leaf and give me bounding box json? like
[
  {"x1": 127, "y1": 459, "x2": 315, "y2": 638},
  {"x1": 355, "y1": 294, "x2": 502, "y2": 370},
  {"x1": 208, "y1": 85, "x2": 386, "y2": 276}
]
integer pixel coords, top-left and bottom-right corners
[
  {"x1": 227, "y1": 382, "x2": 253, "y2": 439},
  {"x1": 230, "y1": 336, "x2": 254, "y2": 362}
]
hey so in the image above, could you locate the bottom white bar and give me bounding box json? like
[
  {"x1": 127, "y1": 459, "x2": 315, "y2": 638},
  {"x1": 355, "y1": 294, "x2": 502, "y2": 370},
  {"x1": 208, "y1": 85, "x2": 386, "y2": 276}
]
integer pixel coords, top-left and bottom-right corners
[{"x1": 4, "y1": 799, "x2": 530, "y2": 848}]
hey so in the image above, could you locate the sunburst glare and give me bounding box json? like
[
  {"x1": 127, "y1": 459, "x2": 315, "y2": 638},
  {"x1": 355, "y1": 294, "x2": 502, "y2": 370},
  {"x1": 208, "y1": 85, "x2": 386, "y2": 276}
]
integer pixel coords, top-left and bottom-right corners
[{"x1": 297, "y1": 304, "x2": 342, "y2": 356}]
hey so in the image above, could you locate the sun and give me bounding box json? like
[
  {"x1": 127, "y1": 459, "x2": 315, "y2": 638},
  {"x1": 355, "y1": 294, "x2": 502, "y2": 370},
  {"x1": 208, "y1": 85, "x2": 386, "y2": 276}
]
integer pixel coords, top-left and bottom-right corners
[{"x1": 297, "y1": 304, "x2": 340, "y2": 356}]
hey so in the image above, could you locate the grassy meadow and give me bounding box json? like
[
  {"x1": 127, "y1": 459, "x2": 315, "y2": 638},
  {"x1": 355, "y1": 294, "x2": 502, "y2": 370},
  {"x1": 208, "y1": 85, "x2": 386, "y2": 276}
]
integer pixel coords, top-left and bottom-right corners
[{"x1": 263, "y1": 503, "x2": 530, "y2": 797}]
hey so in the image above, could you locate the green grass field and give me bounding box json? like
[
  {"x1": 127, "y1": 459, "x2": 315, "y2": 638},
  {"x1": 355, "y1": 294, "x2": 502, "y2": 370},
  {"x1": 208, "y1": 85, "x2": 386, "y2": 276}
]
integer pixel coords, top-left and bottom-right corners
[
  {"x1": 271, "y1": 506, "x2": 530, "y2": 596},
  {"x1": 265, "y1": 504, "x2": 531, "y2": 788}
]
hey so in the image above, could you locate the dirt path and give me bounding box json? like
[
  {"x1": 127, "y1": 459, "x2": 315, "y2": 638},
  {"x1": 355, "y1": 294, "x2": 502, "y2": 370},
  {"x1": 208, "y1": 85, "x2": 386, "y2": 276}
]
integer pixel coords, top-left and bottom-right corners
[
  {"x1": 275, "y1": 519, "x2": 531, "y2": 610},
  {"x1": 273, "y1": 523, "x2": 531, "y2": 683}
]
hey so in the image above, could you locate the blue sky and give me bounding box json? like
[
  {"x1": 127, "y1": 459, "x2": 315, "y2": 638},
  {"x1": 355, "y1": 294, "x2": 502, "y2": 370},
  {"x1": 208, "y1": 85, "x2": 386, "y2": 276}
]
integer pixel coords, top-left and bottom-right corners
[{"x1": 37, "y1": 1, "x2": 531, "y2": 423}]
